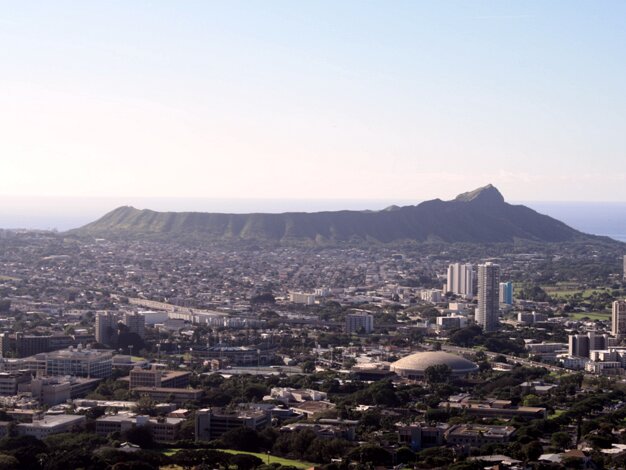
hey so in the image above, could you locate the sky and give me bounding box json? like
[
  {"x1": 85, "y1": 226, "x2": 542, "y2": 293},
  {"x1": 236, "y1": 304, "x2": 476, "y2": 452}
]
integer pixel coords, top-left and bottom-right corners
[{"x1": 1, "y1": 1, "x2": 626, "y2": 203}]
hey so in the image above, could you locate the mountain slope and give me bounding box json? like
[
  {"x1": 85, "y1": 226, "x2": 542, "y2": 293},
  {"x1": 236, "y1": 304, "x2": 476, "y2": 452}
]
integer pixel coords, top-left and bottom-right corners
[{"x1": 70, "y1": 185, "x2": 603, "y2": 244}]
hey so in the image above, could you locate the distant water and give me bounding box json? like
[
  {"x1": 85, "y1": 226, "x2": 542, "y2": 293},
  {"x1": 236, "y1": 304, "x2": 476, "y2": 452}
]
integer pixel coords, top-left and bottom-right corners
[
  {"x1": 1, "y1": 196, "x2": 626, "y2": 242},
  {"x1": 524, "y1": 202, "x2": 626, "y2": 243}
]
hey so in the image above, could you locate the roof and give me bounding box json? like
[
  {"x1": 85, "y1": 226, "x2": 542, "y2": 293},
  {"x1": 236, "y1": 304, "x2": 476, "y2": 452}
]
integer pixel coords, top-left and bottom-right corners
[{"x1": 390, "y1": 351, "x2": 478, "y2": 374}]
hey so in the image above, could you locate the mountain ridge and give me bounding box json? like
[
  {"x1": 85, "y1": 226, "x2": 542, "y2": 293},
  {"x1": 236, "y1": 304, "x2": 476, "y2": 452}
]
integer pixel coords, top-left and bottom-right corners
[{"x1": 69, "y1": 185, "x2": 617, "y2": 244}]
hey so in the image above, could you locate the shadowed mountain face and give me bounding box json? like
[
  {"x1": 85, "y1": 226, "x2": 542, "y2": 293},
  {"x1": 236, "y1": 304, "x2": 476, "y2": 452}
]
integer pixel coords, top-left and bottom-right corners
[{"x1": 70, "y1": 185, "x2": 601, "y2": 244}]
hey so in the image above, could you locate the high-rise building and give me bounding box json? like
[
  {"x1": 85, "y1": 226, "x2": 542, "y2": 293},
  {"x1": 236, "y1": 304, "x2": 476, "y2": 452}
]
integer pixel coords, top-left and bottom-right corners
[
  {"x1": 123, "y1": 312, "x2": 146, "y2": 339},
  {"x1": 477, "y1": 262, "x2": 500, "y2": 332},
  {"x1": 568, "y1": 332, "x2": 613, "y2": 358},
  {"x1": 345, "y1": 313, "x2": 374, "y2": 334},
  {"x1": 95, "y1": 311, "x2": 117, "y2": 346},
  {"x1": 612, "y1": 300, "x2": 626, "y2": 337},
  {"x1": 623, "y1": 255, "x2": 626, "y2": 280},
  {"x1": 568, "y1": 334, "x2": 590, "y2": 358},
  {"x1": 499, "y1": 282, "x2": 513, "y2": 305},
  {"x1": 446, "y1": 264, "x2": 474, "y2": 298}
]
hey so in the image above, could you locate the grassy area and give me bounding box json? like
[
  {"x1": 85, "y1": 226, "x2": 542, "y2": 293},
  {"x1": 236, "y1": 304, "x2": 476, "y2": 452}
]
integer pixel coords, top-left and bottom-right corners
[
  {"x1": 163, "y1": 449, "x2": 314, "y2": 469},
  {"x1": 549, "y1": 409, "x2": 566, "y2": 420},
  {"x1": 221, "y1": 449, "x2": 314, "y2": 468},
  {"x1": 568, "y1": 312, "x2": 610, "y2": 321},
  {"x1": 542, "y1": 286, "x2": 612, "y2": 299}
]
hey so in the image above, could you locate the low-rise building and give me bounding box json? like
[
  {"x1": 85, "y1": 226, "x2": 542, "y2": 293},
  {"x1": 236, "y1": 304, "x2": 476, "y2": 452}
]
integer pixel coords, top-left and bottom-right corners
[
  {"x1": 133, "y1": 386, "x2": 203, "y2": 404},
  {"x1": 17, "y1": 414, "x2": 85, "y2": 439},
  {"x1": 128, "y1": 367, "x2": 190, "y2": 389},
  {"x1": 397, "y1": 423, "x2": 446, "y2": 451},
  {"x1": 195, "y1": 408, "x2": 270, "y2": 441},
  {"x1": 96, "y1": 412, "x2": 183, "y2": 442},
  {"x1": 445, "y1": 424, "x2": 515, "y2": 448}
]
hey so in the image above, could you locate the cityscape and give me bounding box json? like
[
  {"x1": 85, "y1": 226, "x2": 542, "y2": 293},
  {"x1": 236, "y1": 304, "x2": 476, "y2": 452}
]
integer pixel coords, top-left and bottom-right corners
[{"x1": 3, "y1": 1, "x2": 626, "y2": 469}]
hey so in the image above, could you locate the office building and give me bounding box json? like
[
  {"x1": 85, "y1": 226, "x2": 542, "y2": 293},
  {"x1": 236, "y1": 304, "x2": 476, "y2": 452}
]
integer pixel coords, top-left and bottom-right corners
[
  {"x1": 133, "y1": 387, "x2": 203, "y2": 404},
  {"x1": 445, "y1": 424, "x2": 516, "y2": 447},
  {"x1": 446, "y1": 264, "x2": 474, "y2": 298},
  {"x1": 0, "y1": 371, "x2": 31, "y2": 396},
  {"x1": 42, "y1": 346, "x2": 113, "y2": 378},
  {"x1": 345, "y1": 312, "x2": 374, "y2": 334},
  {"x1": 95, "y1": 311, "x2": 117, "y2": 346},
  {"x1": 499, "y1": 282, "x2": 513, "y2": 305},
  {"x1": 95, "y1": 413, "x2": 183, "y2": 442},
  {"x1": 289, "y1": 292, "x2": 316, "y2": 305},
  {"x1": 195, "y1": 408, "x2": 270, "y2": 441},
  {"x1": 129, "y1": 366, "x2": 190, "y2": 389},
  {"x1": 17, "y1": 414, "x2": 85, "y2": 439},
  {"x1": 612, "y1": 300, "x2": 626, "y2": 337},
  {"x1": 123, "y1": 312, "x2": 146, "y2": 339},
  {"x1": 477, "y1": 263, "x2": 500, "y2": 332},
  {"x1": 568, "y1": 332, "x2": 613, "y2": 358}
]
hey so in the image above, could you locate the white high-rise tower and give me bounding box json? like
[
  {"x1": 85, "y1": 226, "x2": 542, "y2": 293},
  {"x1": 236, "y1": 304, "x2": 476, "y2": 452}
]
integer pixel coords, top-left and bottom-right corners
[
  {"x1": 446, "y1": 263, "x2": 474, "y2": 298},
  {"x1": 477, "y1": 263, "x2": 500, "y2": 332},
  {"x1": 612, "y1": 300, "x2": 626, "y2": 337}
]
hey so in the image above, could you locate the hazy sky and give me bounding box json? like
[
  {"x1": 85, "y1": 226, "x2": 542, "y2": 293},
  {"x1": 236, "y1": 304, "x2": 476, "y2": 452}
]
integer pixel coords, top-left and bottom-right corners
[{"x1": 1, "y1": 1, "x2": 626, "y2": 202}]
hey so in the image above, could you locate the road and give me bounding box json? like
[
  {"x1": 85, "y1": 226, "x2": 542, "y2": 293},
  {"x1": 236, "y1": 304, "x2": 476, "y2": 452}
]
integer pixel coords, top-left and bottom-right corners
[{"x1": 441, "y1": 344, "x2": 566, "y2": 373}]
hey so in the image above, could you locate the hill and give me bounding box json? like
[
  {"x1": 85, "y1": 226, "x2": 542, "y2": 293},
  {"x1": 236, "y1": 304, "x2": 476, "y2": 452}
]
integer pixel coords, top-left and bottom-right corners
[{"x1": 69, "y1": 185, "x2": 611, "y2": 244}]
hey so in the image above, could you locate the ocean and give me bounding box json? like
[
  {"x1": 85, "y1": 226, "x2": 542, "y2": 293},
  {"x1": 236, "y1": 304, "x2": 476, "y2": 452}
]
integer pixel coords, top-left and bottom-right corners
[{"x1": 1, "y1": 197, "x2": 626, "y2": 242}]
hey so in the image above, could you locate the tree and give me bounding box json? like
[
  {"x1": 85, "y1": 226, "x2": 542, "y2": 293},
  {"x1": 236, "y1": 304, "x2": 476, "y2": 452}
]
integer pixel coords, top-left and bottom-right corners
[
  {"x1": 550, "y1": 432, "x2": 571, "y2": 450},
  {"x1": 230, "y1": 453, "x2": 263, "y2": 470},
  {"x1": 133, "y1": 396, "x2": 157, "y2": 416},
  {"x1": 0, "y1": 454, "x2": 19, "y2": 470},
  {"x1": 522, "y1": 441, "x2": 543, "y2": 461},
  {"x1": 220, "y1": 427, "x2": 263, "y2": 452},
  {"x1": 424, "y1": 364, "x2": 452, "y2": 384},
  {"x1": 122, "y1": 425, "x2": 155, "y2": 449}
]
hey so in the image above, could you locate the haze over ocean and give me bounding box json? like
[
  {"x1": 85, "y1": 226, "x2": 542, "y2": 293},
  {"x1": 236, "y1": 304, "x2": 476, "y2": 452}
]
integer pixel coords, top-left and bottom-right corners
[{"x1": 1, "y1": 197, "x2": 625, "y2": 243}]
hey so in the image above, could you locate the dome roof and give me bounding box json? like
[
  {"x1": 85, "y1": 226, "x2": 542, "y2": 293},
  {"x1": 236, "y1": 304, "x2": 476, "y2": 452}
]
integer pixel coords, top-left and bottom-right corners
[{"x1": 390, "y1": 351, "x2": 478, "y2": 375}]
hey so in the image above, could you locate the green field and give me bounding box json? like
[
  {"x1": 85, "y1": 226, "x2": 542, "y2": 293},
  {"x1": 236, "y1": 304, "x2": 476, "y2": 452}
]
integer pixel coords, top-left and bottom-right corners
[
  {"x1": 542, "y1": 286, "x2": 611, "y2": 300},
  {"x1": 164, "y1": 449, "x2": 314, "y2": 469},
  {"x1": 568, "y1": 312, "x2": 610, "y2": 321}
]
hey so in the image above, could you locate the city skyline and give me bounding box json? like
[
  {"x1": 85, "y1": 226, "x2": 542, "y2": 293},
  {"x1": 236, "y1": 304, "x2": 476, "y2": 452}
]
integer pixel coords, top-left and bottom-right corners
[{"x1": 2, "y1": 1, "x2": 626, "y2": 202}]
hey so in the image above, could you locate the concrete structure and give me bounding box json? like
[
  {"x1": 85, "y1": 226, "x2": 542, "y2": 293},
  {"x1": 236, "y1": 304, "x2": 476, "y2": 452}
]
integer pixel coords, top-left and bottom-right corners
[
  {"x1": 390, "y1": 351, "x2": 478, "y2": 379},
  {"x1": 445, "y1": 424, "x2": 515, "y2": 447},
  {"x1": 436, "y1": 315, "x2": 467, "y2": 331},
  {"x1": 17, "y1": 414, "x2": 85, "y2": 439},
  {"x1": 446, "y1": 263, "x2": 474, "y2": 298},
  {"x1": 38, "y1": 347, "x2": 113, "y2": 378},
  {"x1": 613, "y1": 300, "x2": 626, "y2": 337},
  {"x1": 345, "y1": 312, "x2": 374, "y2": 334},
  {"x1": 442, "y1": 399, "x2": 547, "y2": 421},
  {"x1": 289, "y1": 292, "x2": 316, "y2": 305},
  {"x1": 420, "y1": 289, "x2": 442, "y2": 303},
  {"x1": 30, "y1": 377, "x2": 71, "y2": 405},
  {"x1": 499, "y1": 281, "x2": 513, "y2": 305},
  {"x1": 477, "y1": 262, "x2": 500, "y2": 332},
  {"x1": 526, "y1": 342, "x2": 568, "y2": 362},
  {"x1": 96, "y1": 412, "x2": 183, "y2": 442},
  {"x1": 95, "y1": 311, "x2": 117, "y2": 346},
  {"x1": 0, "y1": 371, "x2": 31, "y2": 396},
  {"x1": 267, "y1": 387, "x2": 327, "y2": 404},
  {"x1": 398, "y1": 424, "x2": 445, "y2": 451},
  {"x1": 123, "y1": 312, "x2": 146, "y2": 339},
  {"x1": 568, "y1": 332, "x2": 613, "y2": 358},
  {"x1": 195, "y1": 408, "x2": 270, "y2": 441},
  {"x1": 518, "y1": 311, "x2": 548, "y2": 324},
  {"x1": 133, "y1": 386, "x2": 203, "y2": 404},
  {"x1": 128, "y1": 366, "x2": 190, "y2": 389}
]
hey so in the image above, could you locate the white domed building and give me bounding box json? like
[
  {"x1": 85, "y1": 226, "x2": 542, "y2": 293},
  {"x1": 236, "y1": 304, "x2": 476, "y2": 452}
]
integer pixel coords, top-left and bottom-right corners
[{"x1": 390, "y1": 351, "x2": 478, "y2": 379}]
